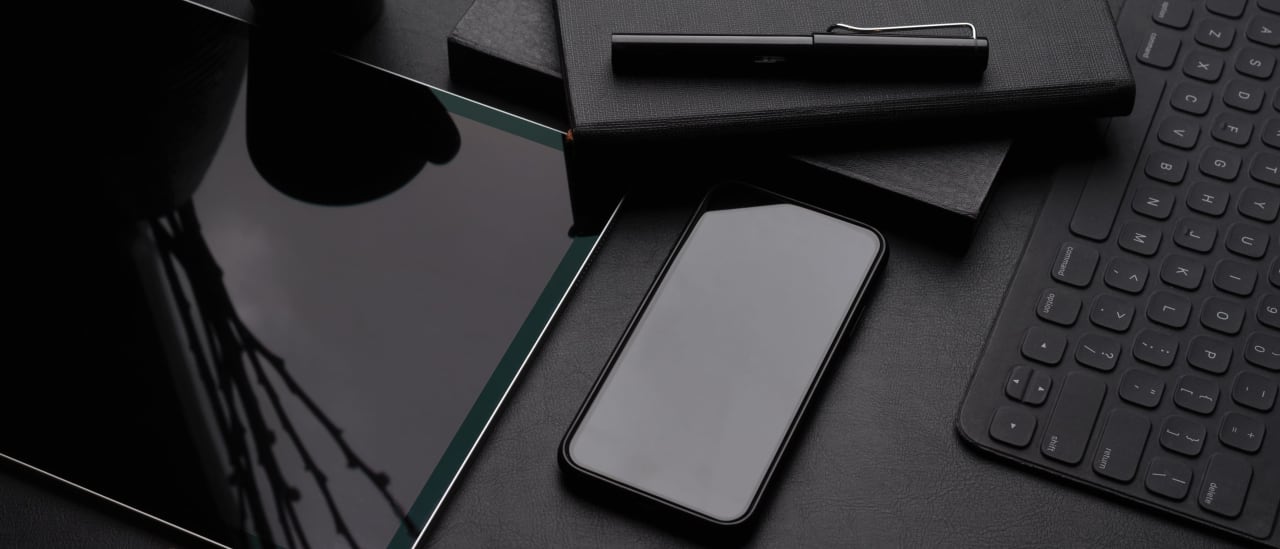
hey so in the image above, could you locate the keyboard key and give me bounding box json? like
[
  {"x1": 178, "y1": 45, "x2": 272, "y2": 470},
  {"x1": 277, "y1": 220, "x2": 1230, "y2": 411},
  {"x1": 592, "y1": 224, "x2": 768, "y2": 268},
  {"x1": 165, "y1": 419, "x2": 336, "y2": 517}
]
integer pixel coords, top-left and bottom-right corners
[
  {"x1": 1239, "y1": 187, "x2": 1278, "y2": 221},
  {"x1": 1024, "y1": 370, "x2": 1053, "y2": 406},
  {"x1": 1195, "y1": 19, "x2": 1236, "y2": 49},
  {"x1": 1252, "y1": 152, "x2": 1280, "y2": 185},
  {"x1": 1199, "y1": 453, "x2": 1251, "y2": 518},
  {"x1": 1160, "y1": 255, "x2": 1205, "y2": 289},
  {"x1": 1104, "y1": 257, "x2": 1148, "y2": 293},
  {"x1": 1076, "y1": 333, "x2": 1121, "y2": 371},
  {"x1": 1213, "y1": 260, "x2": 1257, "y2": 296},
  {"x1": 1224, "y1": 79, "x2": 1265, "y2": 112},
  {"x1": 1120, "y1": 369, "x2": 1165, "y2": 408},
  {"x1": 1035, "y1": 288, "x2": 1079, "y2": 326},
  {"x1": 1174, "y1": 375, "x2": 1219, "y2": 414},
  {"x1": 1051, "y1": 243, "x2": 1098, "y2": 287},
  {"x1": 1172, "y1": 83, "x2": 1213, "y2": 114},
  {"x1": 1091, "y1": 294, "x2": 1134, "y2": 332},
  {"x1": 1246, "y1": 332, "x2": 1280, "y2": 370},
  {"x1": 1153, "y1": 0, "x2": 1192, "y2": 28},
  {"x1": 989, "y1": 406, "x2": 1036, "y2": 448},
  {"x1": 1184, "y1": 50, "x2": 1226, "y2": 81},
  {"x1": 1188, "y1": 335, "x2": 1233, "y2": 374},
  {"x1": 1117, "y1": 222, "x2": 1161, "y2": 256},
  {"x1": 1132, "y1": 186, "x2": 1175, "y2": 219},
  {"x1": 1134, "y1": 329, "x2": 1179, "y2": 368},
  {"x1": 1092, "y1": 409, "x2": 1149, "y2": 482},
  {"x1": 1137, "y1": 29, "x2": 1182, "y2": 68},
  {"x1": 1247, "y1": 16, "x2": 1280, "y2": 47},
  {"x1": 1187, "y1": 181, "x2": 1231, "y2": 216},
  {"x1": 1210, "y1": 113, "x2": 1253, "y2": 146},
  {"x1": 1161, "y1": 415, "x2": 1206, "y2": 455},
  {"x1": 1220, "y1": 412, "x2": 1265, "y2": 453},
  {"x1": 1200, "y1": 147, "x2": 1241, "y2": 180},
  {"x1": 1202, "y1": 297, "x2": 1245, "y2": 334},
  {"x1": 1273, "y1": 257, "x2": 1280, "y2": 287},
  {"x1": 1145, "y1": 151, "x2": 1187, "y2": 183},
  {"x1": 1225, "y1": 223, "x2": 1269, "y2": 258},
  {"x1": 1233, "y1": 371, "x2": 1276, "y2": 411},
  {"x1": 1148, "y1": 291, "x2": 1192, "y2": 328},
  {"x1": 1146, "y1": 457, "x2": 1193, "y2": 500},
  {"x1": 1264, "y1": 118, "x2": 1280, "y2": 148},
  {"x1": 1022, "y1": 326, "x2": 1066, "y2": 365},
  {"x1": 1006, "y1": 365, "x2": 1031, "y2": 400},
  {"x1": 1235, "y1": 48, "x2": 1276, "y2": 79},
  {"x1": 1158, "y1": 117, "x2": 1200, "y2": 149},
  {"x1": 1205, "y1": 0, "x2": 1245, "y2": 18},
  {"x1": 1174, "y1": 218, "x2": 1217, "y2": 252},
  {"x1": 1261, "y1": 294, "x2": 1280, "y2": 329},
  {"x1": 1263, "y1": 0, "x2": 1280, "y2": 14},
  {"x1": 1041, "y1": 372, "x2": 1105, "y2": 465}
]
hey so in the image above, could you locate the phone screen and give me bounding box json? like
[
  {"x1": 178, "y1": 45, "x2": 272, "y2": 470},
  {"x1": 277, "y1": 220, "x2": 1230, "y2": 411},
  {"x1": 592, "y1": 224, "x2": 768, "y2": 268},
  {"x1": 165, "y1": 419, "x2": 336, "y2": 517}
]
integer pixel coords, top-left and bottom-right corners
[{"x1": 565, "y1": 185, "x2": 883, "y2": 524}]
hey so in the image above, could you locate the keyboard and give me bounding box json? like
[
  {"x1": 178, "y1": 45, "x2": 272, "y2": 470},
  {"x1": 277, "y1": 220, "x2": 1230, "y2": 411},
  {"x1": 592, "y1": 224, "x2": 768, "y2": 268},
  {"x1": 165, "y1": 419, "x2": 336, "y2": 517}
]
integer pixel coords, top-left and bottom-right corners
[{"x1": 957, "y1": 0, "x2": 1279, "y2": 546}]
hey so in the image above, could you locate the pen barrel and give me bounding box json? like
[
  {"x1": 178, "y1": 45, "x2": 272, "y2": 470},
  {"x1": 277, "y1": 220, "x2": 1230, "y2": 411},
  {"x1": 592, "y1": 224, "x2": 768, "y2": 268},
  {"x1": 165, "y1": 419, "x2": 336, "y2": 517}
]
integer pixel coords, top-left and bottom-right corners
[
  {"x1": 611, "y1": 33, "x2": 988, "y2": 78},
  {"x1": 810, "y1": 34, "x2": 988, "y2": 77},
  {"x1": 612, "y1": 35, "x2": 815, "y2": 73}
]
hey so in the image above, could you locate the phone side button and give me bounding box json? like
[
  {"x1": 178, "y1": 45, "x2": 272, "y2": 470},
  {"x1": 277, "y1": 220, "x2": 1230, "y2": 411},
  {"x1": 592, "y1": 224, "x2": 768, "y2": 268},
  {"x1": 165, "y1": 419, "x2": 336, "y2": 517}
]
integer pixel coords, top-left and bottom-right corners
[{"x1": 990, "y1": 406, "x2": 1037, "y2": 448}]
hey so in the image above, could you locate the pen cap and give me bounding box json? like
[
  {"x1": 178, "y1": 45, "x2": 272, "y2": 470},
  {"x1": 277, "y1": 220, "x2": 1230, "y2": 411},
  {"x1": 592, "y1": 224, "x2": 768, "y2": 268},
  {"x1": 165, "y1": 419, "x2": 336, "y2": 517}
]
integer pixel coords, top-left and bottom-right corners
[{"x1": 810, "y1": 34, "x2": 988, "y2": 77}]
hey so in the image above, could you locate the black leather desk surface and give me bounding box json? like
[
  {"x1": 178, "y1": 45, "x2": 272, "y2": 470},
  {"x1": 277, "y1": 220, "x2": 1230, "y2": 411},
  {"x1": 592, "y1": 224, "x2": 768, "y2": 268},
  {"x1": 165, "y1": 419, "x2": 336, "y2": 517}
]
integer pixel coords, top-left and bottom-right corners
[{"x1": 0, "y1": 0, "x2": 1239, "y2": 547}]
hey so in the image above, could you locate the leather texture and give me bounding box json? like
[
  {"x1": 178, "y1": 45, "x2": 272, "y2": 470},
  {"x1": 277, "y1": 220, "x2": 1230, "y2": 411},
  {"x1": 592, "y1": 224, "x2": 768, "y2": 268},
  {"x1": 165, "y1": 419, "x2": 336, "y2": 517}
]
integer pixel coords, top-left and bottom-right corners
[
  {"x1": 448, "y1": 0, "x2": 1012, "y2": 220},
  {"x1": 422, "y1": 147, "x2": 1227, "y2": 547},
  {"x1": 556, "y1": 0, "x2": 1135, "y2": 145},
  {"x1": 0, "y1": 460, "x2": 195, "y2": 549}
]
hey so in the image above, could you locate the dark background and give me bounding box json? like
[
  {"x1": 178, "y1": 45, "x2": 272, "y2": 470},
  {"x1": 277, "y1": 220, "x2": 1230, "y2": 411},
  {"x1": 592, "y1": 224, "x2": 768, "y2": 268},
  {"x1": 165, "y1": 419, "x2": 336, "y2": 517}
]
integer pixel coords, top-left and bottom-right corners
[{"x1": 0, "y1": 0, "x2": 1249, "y2": 547}]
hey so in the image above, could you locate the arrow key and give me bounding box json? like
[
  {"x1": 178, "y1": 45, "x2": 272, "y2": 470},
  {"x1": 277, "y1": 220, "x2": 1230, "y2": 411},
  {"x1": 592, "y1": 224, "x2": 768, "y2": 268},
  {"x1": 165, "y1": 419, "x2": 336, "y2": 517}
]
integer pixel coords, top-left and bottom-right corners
[
  {"x1": 1023, "y1": 370, "x2": 1053, "y2": 406},
  {"x1": 1006, "y1": 365, "x2": 1032, "y2": 401},
  {"x1": 1021, "y1": 326, "x2": 1067, "y2": 365},
  {"x1": 990, "y1": 406, "x2": 1037, "y2": 448}
]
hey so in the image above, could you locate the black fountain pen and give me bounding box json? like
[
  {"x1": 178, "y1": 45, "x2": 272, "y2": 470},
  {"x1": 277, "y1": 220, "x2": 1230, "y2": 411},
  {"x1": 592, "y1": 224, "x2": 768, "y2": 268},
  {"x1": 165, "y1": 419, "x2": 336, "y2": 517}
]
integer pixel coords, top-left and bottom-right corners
[{"x1": 612, "y1": 22, "x2": 988, "y2": 78}]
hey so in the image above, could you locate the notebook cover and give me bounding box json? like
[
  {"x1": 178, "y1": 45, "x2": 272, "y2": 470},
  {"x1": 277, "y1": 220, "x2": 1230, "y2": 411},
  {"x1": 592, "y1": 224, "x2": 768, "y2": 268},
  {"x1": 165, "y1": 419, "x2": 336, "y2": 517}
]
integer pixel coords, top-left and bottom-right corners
[
  {"x1": 448, "y1": 0, "x2": 1011, "y2": 220},
  {"x1": 555, "y1": 0, "x2": 1133, "y2": 145}
]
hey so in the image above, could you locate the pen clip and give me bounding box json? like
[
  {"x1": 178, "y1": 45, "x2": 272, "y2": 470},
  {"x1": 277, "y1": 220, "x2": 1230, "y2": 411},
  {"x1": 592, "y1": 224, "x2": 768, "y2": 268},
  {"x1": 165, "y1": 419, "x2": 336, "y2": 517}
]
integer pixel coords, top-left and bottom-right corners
[{"x1": 826, "y1": 22, "x2": 977, "y2": 40}]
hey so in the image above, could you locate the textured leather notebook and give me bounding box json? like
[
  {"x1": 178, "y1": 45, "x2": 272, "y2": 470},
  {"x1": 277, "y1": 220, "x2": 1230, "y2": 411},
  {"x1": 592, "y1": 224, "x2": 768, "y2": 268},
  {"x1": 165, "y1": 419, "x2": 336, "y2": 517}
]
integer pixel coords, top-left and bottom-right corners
[
  {"x1": 555, "y1": 0, "x2": 1134, "y2": 145},
  {"x1": 448, "y1": 0, "x2": 1011, "y2": 220}
]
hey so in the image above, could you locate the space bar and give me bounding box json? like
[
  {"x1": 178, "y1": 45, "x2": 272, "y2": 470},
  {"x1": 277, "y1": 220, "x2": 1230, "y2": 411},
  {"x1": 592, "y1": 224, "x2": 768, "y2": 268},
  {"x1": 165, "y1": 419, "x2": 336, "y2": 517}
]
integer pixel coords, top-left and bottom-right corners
[{"x1": 1069, "y1": 81, "x2": 1166, "y2": 242}]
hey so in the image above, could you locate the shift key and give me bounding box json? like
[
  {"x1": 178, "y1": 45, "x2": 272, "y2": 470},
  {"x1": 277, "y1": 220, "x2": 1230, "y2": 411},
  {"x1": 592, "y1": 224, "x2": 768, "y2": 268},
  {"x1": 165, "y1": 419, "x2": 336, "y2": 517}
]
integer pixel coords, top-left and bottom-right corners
[
  {"x1": 1041, "y1": 372, "x2": 1106, "y2": 465},
  {"x1": 1136, "y1": 29, "x2": 1180, "y2": 68}
]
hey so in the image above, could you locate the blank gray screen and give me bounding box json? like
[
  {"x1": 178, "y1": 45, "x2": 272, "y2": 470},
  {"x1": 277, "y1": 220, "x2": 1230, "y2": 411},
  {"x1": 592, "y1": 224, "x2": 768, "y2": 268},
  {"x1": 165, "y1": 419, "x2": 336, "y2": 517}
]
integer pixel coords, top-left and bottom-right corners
[{"x1": 568, "y1": 199, "x2": 880, "y2": 522}]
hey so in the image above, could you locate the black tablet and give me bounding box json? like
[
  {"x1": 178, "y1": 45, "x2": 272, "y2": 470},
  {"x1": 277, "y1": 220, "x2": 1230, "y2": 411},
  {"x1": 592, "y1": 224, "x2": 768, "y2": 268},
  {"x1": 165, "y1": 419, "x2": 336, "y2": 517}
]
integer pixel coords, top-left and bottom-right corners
[{"x1": 2, "y1": 4, "x2": 600, "y2": 547}]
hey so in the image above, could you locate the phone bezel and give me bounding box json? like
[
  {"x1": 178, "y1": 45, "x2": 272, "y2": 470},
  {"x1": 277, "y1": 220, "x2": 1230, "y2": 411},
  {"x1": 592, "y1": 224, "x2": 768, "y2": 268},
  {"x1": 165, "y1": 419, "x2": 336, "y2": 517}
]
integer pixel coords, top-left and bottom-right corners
[{"x1": 559, "y1": 183, "x2": 887, "y2": 528}]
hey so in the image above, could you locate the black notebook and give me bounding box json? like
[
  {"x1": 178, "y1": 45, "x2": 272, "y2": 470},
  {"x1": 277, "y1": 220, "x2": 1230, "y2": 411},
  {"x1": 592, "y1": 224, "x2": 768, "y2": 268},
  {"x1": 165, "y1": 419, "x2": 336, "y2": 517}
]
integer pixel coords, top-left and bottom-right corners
[
  {"x1": 555, "y1": 0, "x2": 1133, "y2": 145},
  {"x1": 449, "y1": 0, "x2": 1011, "y2": 221}
]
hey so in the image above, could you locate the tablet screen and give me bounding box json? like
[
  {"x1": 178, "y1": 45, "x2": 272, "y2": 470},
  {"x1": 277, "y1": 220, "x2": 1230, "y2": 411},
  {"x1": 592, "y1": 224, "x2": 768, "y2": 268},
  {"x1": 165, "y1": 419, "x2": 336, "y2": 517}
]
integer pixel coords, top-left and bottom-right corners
[{"x1": 2, "y1": 6, "x2": 592, "y2": 547}]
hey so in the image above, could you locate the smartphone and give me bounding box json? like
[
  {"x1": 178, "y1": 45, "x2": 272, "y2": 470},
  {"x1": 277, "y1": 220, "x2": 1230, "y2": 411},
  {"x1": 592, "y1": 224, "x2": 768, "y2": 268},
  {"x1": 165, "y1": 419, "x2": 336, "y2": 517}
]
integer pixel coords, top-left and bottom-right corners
[{"x1": 560, "y1": 183, "x2": 885, "y2": 527}]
